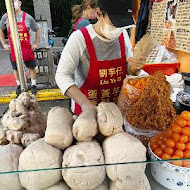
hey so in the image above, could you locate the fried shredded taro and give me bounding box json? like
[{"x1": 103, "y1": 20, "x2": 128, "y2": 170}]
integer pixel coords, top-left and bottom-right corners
[
  {"x1": 126, "y1": 72, "x2": 176, "y2": 131},
  {"x1": 117, "y1": 77, "x2": 150, "y2": 116}
]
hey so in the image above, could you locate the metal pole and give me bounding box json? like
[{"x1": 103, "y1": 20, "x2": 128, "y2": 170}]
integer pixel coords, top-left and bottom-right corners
[{"x1": 5, "y1": 0, "x2": 27, "y2": 92}]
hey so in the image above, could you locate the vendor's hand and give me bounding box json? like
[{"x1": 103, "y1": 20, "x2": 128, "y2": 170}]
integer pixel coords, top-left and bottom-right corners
[
  {"x1": 127, "y1": 56, "x2": 146, "y2": 75},
  {"x1": 81, "y1": 101, "x2": 97, "y2": 113},
  {"x1": 3, "y1": 44, "x2": 10, "y2": 52},
  {"x1": 31, "y1": 44, "x2": 38, "y2": 51},
  {"x1": 127, "y1": 56, "x2": 146, "y2": 70}
]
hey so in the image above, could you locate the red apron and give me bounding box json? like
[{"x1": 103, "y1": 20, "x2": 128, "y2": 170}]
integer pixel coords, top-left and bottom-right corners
[
  {"x1": 73, "y1": 27, "x2": 127, "y2": 115},
  {"x1": 73, "y1": 18, "x2": 85, "y2": 31},
  {"x1": 7, "y1": 12, "x2": 35, "y2": 62}
]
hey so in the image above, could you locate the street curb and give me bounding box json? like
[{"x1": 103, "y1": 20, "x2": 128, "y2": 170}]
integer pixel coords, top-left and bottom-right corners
[{"x1": 0, "y1": 88, "x2": 69, "y2": 103}]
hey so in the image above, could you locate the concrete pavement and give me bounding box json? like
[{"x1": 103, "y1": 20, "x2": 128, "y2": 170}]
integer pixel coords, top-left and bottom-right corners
[
  {"x1": 0, "y1": 49, "x2": 12, "y2": 75},
  {"x1": 0, "y1": 48, "x2": 16, "y2": 94},
  {"x1": 0, "y1": 47, "x2": 70, "y2": 126},
  {"x1": 0, "y1": 47, "x2": 67, "y2": 103}
]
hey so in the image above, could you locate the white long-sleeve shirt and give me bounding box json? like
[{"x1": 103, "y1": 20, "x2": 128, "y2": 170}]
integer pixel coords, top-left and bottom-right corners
[{"x1": 56, "y1": 24, "x2": 133, "y2": 95}]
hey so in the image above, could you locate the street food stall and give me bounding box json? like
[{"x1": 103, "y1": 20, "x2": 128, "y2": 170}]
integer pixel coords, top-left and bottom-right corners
[{"x1": 0, "y1": 0, "x2": 190, "y2": 190}]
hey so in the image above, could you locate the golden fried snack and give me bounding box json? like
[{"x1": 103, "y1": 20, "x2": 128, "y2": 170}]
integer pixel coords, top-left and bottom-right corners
[
  {"x1": 126, "y1": 72, "x2": 176, "y2": 131},
  {"x1": 117, "y1": 77, "x2": 150, "y2": 116}
]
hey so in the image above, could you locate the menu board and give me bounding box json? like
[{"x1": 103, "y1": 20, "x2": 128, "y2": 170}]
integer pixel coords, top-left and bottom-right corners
[
  {"x1": 150, "y1": 0, "x2": 190, "y2": 53},
  {"x1": 175, "y1": 1, "x2": 190, "y2": 52},
  {"x1": 150, "y1": 1, "x2": 167, "y2": 45}
]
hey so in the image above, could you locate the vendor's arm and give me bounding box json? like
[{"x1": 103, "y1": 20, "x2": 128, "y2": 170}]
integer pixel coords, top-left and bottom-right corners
[
  {"x1": 0, "y1": 14, "x2": 10, "y2": 52},
  {"x1": 0, "y1": 29, "x2": 9, "y2": 52},
  {"x1": 128, "y1": 56, "x2": 146, "y2": 75},
  {"x1": 123, "y1": 29, "x2": 146, "y2": 75},
  {"x1": 66, "y1": 85, "x2": 97, "y2": 112},
  {"x1": 55, "y1": 32, "x2": 96, "y2": 112},
  {"x1": 31, "y1": 29, "x2": 40, "y2": 51},
  {"x1": 29, "y1": 15, "x2": 40, "y2": 50}
]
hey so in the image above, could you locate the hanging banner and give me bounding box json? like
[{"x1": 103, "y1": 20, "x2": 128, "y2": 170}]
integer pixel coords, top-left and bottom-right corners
[{"x1": 150, "y1": 0, "x2": 190, "y2": 53}]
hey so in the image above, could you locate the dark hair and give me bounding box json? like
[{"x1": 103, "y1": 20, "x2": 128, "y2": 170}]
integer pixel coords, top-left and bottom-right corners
[
  {"x1": 168, "y1": 1, "x2": 174, "y2": 6},
  {"x1": 99, "y1": 9, "x2": 106, "y2": 16},
  {"x1": 72, "y1": 0, "x2": 98, "y2": 24}
]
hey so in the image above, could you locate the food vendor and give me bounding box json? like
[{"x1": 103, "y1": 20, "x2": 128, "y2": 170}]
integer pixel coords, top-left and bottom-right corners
[
  {"x1": 0, "y1": 0, "x2": 40, "y2": 95},
  {"x1": 56, "y1": 0, "x2": 146, "y2": 115}
]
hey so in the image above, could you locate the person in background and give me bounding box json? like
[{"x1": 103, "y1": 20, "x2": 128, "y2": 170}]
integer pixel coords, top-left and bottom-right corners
[
  {"x1": 0, "y1": 0, "x2": 40, "y2": 95},
  {"x1": 71, "y1": 0, "x2": 98, "y2": 32},
  {"x1": 56, "y1": 0, "x2": 146, "y2": 115}
]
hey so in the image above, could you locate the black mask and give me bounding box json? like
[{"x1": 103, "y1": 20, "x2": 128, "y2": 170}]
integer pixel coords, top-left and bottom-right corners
[{"x1": 89, "y1": 18, "x2": 98, "y2": 24}]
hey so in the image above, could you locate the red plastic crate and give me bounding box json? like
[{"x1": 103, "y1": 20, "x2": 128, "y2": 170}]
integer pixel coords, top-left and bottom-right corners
[{"x1": 143, "y1": 62, "x2": 180, "y2": 76}]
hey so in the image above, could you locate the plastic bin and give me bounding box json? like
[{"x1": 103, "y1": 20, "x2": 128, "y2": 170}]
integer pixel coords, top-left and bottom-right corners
[{"x1": 143, "y1": 62, "x2": 180, "y2": 76}]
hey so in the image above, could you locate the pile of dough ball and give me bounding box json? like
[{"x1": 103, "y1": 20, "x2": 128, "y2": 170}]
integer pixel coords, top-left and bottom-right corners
[
  {"x1": 1, "y1": 93, "x2": 47, "y2": 147},
  {"x1": 0, "y1": 100, "x2": 150, "y2": 190}
]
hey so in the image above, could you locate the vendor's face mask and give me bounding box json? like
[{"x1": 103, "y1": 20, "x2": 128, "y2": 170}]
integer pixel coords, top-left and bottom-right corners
[
  {"x1": 101, "y1": 19, "x2": 135, "y2": 40},
  {"x1": 14, "y1": 1, "x2": 19, "y2": 11}
]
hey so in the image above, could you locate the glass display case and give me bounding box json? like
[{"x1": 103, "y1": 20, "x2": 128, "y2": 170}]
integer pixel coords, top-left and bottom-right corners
[
  {"x1": 1, "y1": 100, "x2": 190, "y2": 190},
  {"x1": 0, "y1": 158, "x2": 190, "y2": 190}
]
